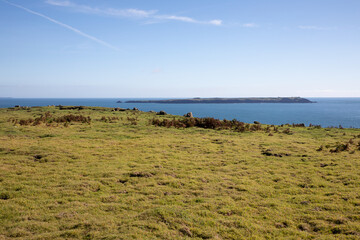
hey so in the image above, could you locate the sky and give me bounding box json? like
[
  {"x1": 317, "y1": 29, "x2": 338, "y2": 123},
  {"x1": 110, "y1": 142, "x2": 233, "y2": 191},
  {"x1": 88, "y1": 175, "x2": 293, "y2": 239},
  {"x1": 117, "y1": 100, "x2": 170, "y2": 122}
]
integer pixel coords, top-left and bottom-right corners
[{"x1": 0, "y1": 0, "x2": 360, "y2": 98}]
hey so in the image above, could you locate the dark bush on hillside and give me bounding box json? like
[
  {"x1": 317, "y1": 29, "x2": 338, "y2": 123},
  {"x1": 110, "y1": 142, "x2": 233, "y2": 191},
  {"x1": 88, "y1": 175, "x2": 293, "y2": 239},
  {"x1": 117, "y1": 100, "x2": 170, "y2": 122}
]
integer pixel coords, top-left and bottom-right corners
[
  {"x1": 58, "y1": 106, "x2": 85, "y2": 110},
  {"x1": 309, "y1": 124, "x2": 322, "y2": 129},
  {"x1": 292, "y1": 123, "x2": 305, "y2": 127},
  {"x1": 127, "y1": 117, "x2": 138, "y2": 125},
  {"x1": 330, "y1": 143, "x2": 349, "y2": 153},
  {"x1": 100, "y1": 116, "x2": 119, "y2": 122},
  {"x1": 54, "y1": 114, "x2": 91, "y2": 123},
  {"x1": 250, "y1": 124, "x2": 262, "y2": 131},
  {"x1": 282, "y1": 128, "x2": 293, "y2": 135},
  {"x1": 14, "y1": 112, "x2": 91, "y2": 126},
  {"x1": 157, "y1": 111, "x2": 167, "y2": 115},
  {"x1": 151, "y1": 117, "x2": 261, "y2": 132},
  {"x1": 0, "y1": 192, "x2": 10, "y2": 200},
  {"x1": 316, "y1": 145, "x2": 323, "y2": 151},
  {"x1": 19, "y1": 118, "x2": 34, "y2": 126}
]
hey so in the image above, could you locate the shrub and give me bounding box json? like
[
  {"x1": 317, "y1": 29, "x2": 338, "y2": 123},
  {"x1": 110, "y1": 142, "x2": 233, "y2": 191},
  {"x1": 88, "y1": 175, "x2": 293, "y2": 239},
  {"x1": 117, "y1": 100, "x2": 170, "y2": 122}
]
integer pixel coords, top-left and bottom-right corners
[
  {"x1": 292, "y1": 123, "x2": 305, "y2": 127},
  {"x1": 309, "y1": 124, "x2": 322, "y2": 129},
  {"x1": 15, "y1": 113, "x2": 91, "y2": 126},
  {"x1": 127, "y1": 117, "x2": 138, "y2": 125},
  {"x1": 151, "y1": 117, "x2": 262, "y2": 133},
  {"x1": 330, "y1": 143, "x2": 349, "y2": 153},
  {"x1": 282, "y1": 128, "x2": 292, "y2": 135},
  {"x1": 250, "y1": 124, "x2": 262, "y2": 131},
  {"x1": 55, "y1": 114, "x2": 91, "y2": 123},
  {"x1": 19, "y1": 118, "x2": 34, "y2": 126},
  {"x1": 0, "y1": 192, "x2": 10, "y2": 200}
]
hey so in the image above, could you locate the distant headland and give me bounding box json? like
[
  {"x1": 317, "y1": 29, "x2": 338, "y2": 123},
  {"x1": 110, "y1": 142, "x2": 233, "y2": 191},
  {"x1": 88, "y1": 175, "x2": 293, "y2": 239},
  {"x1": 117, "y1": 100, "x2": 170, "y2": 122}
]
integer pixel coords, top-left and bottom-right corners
[{"x1": 120, "y1": 97, "x2": 314, "y2": 104}]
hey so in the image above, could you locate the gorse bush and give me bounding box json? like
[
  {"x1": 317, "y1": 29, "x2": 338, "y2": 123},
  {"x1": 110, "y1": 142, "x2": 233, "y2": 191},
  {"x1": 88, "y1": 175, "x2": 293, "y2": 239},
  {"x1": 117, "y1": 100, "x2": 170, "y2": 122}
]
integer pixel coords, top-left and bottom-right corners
[
  {"x1": 330, "y1": 143, "x2": 350, "y2": 153},
  {"x1": 309, "y1": 124, "x2": 322, "y2": 129},
  {"x1": 12, "y1": 112, "x2": 91, "y2": 126},
  {"x1": 54, "y1": 114, "x2": 91, "y2": 123},
  {"x1": 127, "y1": 117, "x2": 138, "y2": 125},
  {"x1": 151, "y1": 117, "x2": 264, "y2": 132},
  {"x1": 282, "y1": 128, "x2": 293, "y2": 135},
  {"x1": 150, "y1": 117, "x2": 316, "y2": 134},
  {"x1": 100, "y1": 116, "x2": 119, "y2": 122},
  {"x1": 292, "y1": 123, "x2": 306, "y2": 127}
]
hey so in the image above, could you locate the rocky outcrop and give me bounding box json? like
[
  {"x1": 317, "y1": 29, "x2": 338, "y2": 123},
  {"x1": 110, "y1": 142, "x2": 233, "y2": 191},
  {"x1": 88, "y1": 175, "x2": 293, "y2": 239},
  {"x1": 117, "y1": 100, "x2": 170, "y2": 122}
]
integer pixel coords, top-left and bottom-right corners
[
  {"x1": 184, "y1": 112, "x2": 193, "y2": 118},
  {"x1": 157, "y1": 111, "x2": 167, "y2": 115}
]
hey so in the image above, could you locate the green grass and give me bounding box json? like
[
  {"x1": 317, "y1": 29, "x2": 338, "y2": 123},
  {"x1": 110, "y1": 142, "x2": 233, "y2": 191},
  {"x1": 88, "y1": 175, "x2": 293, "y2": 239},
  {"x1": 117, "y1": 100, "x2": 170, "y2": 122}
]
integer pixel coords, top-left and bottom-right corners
[{"x1": 0, "y1": 106, "x2": 359, "y2": 239}]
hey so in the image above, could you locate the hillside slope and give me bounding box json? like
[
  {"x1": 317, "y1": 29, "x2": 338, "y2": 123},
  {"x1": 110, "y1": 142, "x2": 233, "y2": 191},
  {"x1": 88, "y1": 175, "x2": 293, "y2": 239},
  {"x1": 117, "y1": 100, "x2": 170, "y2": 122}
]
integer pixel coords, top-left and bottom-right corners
[{"x1": 0, "y1": 106, "x2": 359, "y2": 239}]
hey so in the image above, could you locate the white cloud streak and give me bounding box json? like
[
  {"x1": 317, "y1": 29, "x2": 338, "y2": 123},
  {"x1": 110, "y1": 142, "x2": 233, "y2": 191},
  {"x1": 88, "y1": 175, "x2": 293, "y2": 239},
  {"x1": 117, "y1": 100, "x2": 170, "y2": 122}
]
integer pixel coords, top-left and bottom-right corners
[
  {"x1": 299, "y1": 25, "x2": 321, "y2": 30},
  {"x1": 242, "y1": 23, "x2": 258, "y2": 28},
  {"x1": 2, "y1": 0, "x2": 118, "y2": 50},
  {"x1": 45, "y1": 0, "x2": 71, "y2": 7},
  {"x1": 298, "y1": 25, "x2": 334, "y2": 30},
  {"x1": 45, "y1": 0, "x2": 222, "y2": 26}
]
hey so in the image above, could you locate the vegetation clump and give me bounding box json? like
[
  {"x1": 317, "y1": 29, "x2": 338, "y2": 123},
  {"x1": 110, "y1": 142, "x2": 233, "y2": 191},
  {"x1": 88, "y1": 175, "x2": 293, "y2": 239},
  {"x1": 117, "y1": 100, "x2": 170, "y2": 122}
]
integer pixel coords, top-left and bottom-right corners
[
  {"x1": 0, "y1": 192, "x2": 10, "y2": 200},
  {"x1": 152, "y1": 117, "x2": 252, "y2": 131},
  {"x1": 10, "y1": 112, "x2": 91, "y2": 126},
  {"x1": 99, "y1": 116, "x2": 119, "y2": 123}
]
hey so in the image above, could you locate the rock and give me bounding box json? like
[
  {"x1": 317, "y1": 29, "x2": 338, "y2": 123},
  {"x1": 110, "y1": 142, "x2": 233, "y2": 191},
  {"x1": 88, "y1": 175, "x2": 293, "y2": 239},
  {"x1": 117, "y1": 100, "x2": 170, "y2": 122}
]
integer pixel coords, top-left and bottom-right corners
[
  {"x1": 116, "y1": 100, "x2": 122, "y2": 103},
  {"x1": 254, "y1": 121, "x2": 260, "y2": 124},
  {"x1": 149, "y1": 110, "x2": 156, "y2": 113},
  {"x1": 184, "y1": 112, "x2": 193, "y2": 118},
  {"x1": 133, "y1": 107, "x2": 139, "y2": 111},
  {"x1": 157, "y1": 110, "x2": 167, "y2": 115},
  {"x1": 14, "y1": 105, "x2": 20, "y2": 108}
]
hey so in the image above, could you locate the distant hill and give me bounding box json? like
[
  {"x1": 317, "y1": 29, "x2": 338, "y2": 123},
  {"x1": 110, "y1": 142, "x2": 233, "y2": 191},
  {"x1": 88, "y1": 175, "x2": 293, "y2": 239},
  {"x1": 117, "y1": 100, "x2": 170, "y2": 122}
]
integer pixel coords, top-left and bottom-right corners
[{"x1": 122, "y1": 97, "x2": 314, "y2": 104}]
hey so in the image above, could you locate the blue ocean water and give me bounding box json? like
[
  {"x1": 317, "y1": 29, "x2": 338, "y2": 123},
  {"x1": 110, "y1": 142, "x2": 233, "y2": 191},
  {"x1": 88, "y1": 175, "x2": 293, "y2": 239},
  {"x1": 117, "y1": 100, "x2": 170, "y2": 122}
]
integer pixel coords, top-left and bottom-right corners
[{"x1": 0, "y1": 98, "x2": 359, "y2": 128}]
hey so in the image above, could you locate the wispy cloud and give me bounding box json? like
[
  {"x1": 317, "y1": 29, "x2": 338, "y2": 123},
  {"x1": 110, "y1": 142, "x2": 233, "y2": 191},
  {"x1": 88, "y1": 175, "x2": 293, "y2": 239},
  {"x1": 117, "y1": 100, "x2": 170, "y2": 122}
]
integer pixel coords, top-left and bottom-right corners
[
  {"x1": 2, "y1": 0, "x2": 118, "y2": 50},
  {"x1": 45, "y1": 0, "x2": 222, "y2": 26},
  {"x1": 45, "y1": 0, "x2": 71, "y2": 7},
  {"x1": 242, "y1": 23, "x2": 258, "y2": 28},
  {"x1": 46, "y1": 0, "x2": 156, "y2": 18},
  {"x1": 298, "y1": 25, "x2": 334, "y2": 30}
]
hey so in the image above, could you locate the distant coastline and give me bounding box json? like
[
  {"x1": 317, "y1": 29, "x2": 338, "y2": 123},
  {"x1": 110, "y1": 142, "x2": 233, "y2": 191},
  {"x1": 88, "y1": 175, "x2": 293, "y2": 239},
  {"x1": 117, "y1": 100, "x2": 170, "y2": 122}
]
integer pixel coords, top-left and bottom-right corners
[{"x1": 121, "y1": 97, "x2": 314, "y2": 104}]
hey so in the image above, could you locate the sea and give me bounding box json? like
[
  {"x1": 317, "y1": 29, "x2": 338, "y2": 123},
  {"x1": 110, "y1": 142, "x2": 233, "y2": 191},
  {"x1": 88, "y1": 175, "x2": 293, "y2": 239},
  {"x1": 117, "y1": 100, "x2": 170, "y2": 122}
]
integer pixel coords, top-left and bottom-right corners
[{"x1": 0, "y1": 98, "x2": 359, "y2": 128}]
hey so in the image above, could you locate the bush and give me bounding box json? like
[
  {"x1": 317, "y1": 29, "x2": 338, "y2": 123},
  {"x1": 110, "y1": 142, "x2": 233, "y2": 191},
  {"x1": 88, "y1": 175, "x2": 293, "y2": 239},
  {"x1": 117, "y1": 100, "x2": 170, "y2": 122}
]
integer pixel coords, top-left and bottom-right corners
[
  {"x1": 282, "y1": 128, "x2": 292, "y2": 135},
  {"x1": 127, "y1": 117, "x2": 138, "y2": 125},
  {"x1": 0, "y1": 192, "x2": 10, "y2": 200},
  {"x1": 151, "y1": 117, "x2": 263, "y2": 133},
  {"x1": 15, "y1": 113, "x2": 91, "y2": 126},
  {"x1": 99, "y1": 116, "x2": 119, "y2": 123},
  {"x1": 330, "y1": 143, "x2": 349, "y2": 153},
  {"x1": 292, "y1": 123, "x2": 305, "y2": 127}
]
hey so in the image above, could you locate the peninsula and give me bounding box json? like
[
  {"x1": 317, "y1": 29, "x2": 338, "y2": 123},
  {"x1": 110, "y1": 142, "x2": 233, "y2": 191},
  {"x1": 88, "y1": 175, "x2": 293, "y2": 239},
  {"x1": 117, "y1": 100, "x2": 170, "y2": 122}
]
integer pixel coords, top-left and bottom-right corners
[{"x1": 122, "y1": 97, "x2": 314, "y2": 104}]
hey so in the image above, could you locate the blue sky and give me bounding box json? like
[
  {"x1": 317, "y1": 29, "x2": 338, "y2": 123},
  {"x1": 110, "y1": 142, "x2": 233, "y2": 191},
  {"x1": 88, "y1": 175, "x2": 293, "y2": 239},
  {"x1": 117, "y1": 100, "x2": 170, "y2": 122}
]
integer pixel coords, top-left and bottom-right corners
[{"x1": 0, "y1": 0, "x2": 359, "y2": 98}]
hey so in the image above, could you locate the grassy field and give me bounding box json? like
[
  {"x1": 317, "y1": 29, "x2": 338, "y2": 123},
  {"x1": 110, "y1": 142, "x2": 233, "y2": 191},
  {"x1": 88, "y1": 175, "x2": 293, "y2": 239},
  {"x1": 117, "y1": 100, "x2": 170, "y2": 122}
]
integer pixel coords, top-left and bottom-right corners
[{"x1": 0, "y1": 106, "x2": 359, "y2": 239}]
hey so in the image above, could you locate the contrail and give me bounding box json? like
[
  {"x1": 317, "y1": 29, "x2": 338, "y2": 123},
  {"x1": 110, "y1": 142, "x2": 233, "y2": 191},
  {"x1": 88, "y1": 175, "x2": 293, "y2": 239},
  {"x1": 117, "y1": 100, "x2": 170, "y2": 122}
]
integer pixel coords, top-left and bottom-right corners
[{"x1": 1, "y1": 0, "x2": 118, "y2": 50}]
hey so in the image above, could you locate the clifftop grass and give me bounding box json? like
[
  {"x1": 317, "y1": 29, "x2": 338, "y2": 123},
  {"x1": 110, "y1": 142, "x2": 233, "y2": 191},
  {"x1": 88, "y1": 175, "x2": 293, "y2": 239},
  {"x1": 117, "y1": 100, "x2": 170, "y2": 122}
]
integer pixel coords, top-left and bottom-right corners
[{"x1": 0, "y1": 106, "x2": 359, "y2": 239}]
